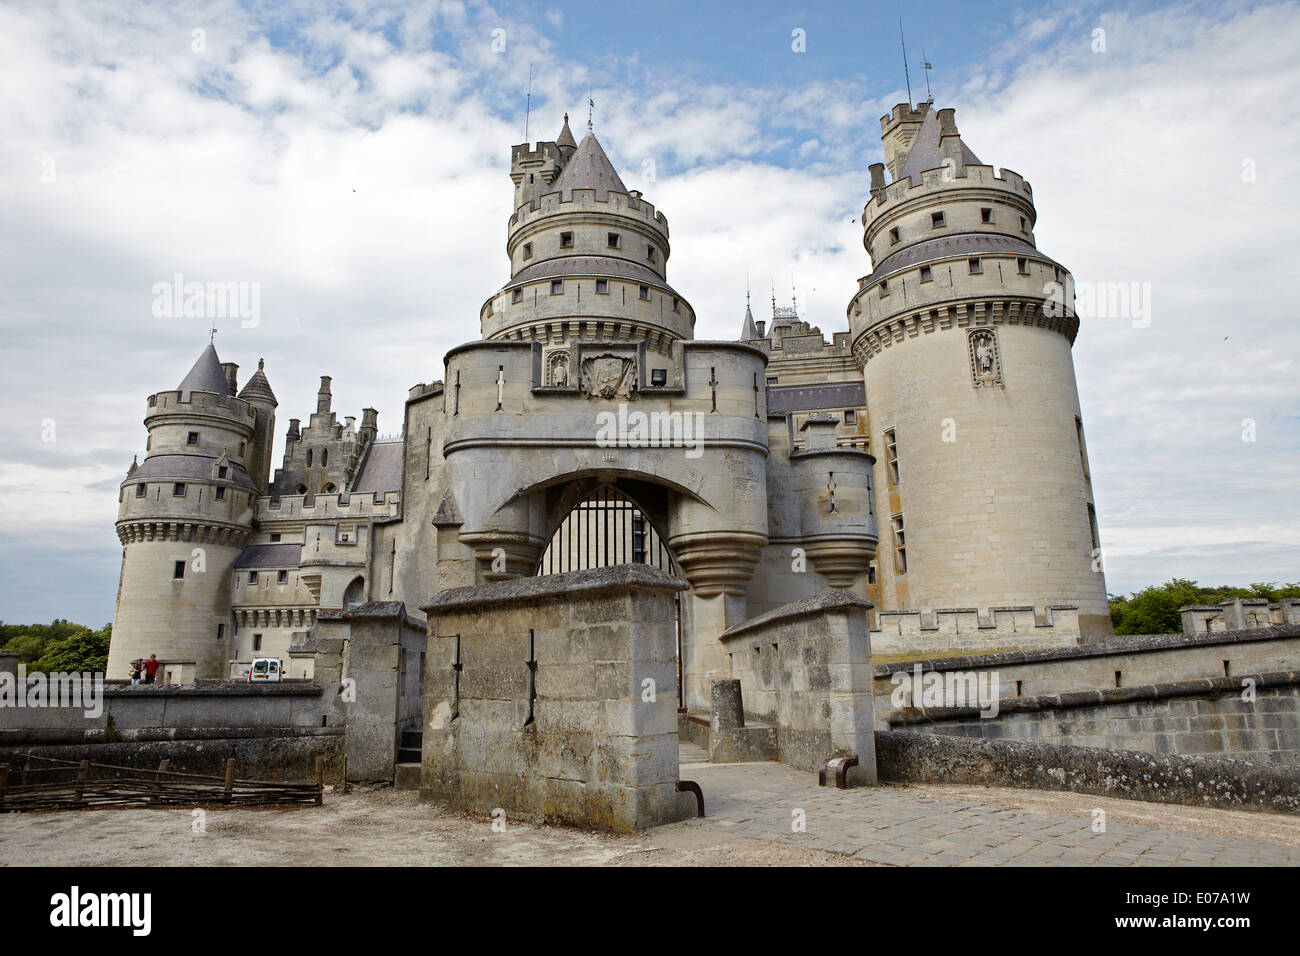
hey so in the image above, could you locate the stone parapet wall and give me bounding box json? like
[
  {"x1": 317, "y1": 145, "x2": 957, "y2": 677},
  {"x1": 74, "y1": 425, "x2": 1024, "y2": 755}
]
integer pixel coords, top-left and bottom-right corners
[
  {"x1": 871, "y1": 604, "x2": 1081, "y2": 655},
  {"x1": 718, "y1": 590, "x2": 876, "y2": 781},
  {"x1": 420, "y1": 565, "x2": 697, "y2": 831}
]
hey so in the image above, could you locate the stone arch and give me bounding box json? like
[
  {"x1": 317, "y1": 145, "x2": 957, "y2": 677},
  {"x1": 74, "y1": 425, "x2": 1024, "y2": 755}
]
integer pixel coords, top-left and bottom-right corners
[
  {"x1": 342, "y1": 575, "x2": 365, "y2": 610},
  {"x1": 535, "y1": 482, "x2": 676, "y2": 576}
]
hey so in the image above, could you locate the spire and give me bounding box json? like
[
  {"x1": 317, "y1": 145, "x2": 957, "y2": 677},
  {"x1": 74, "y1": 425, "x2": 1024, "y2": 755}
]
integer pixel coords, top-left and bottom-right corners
[
  {"x1": 177, "y1": 343, "x2": 233, "y2": 396},
  {"x1": 551, "y1": 132, "x2": 628, "y2": 199},
  {"x1": 740, "y1": 301, "x2": 758, "y2": 341},
  {"x1": 238, "y1": 357, "x2": 278, "y2": 406},
  {"x1": 556, "y1": 113, "x2": 577, "y2": 150}
]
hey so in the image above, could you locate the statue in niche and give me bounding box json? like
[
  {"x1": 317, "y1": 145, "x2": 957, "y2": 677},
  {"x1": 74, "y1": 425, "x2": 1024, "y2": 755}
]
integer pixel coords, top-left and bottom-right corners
[
  {"x1": 968, "y1": 329, "x2": 1002, "y2": 387},
  {"x1": 580, "y1": 353, "x2": 636, "y2": 400},
  {"x1": 547, "y1": 351, "x2": 570, "y2": 387}
]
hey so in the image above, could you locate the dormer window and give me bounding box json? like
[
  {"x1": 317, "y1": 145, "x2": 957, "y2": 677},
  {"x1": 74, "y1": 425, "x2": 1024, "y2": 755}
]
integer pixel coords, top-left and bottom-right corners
[
  {"x1": 522, "y1": 242, "x2": 533, "y2": 259},
  {"x1": 551, "y1": 279, "x2": 564, "y2": 294},
  {"x1": 607, "y1": 233, "x2": 620, "y2": 248},
  {"x1": 931, "y1": 211, "x2": 945, "y2": 228},
  {"x1": 217, "y1": 466, "x2": 227, "y2": 479},
  {"x1": 980, "y1": 207, "x2": 993, "y2": 223},
  {"x1": 560, "y1": 232, "x2": 573, "y2": 248}
]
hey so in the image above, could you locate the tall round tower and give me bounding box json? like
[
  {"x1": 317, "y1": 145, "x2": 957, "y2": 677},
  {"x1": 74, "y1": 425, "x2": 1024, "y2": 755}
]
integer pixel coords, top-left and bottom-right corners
[
  {"x1": 107, "y1": 344, "x2": 260, "y2": 679},
  {"x1": 847, "y1": 103, "x2": 1112, "y2": 641},
  {"x1": 479, "y1": 114, "x2": 695, "y2": 375}
]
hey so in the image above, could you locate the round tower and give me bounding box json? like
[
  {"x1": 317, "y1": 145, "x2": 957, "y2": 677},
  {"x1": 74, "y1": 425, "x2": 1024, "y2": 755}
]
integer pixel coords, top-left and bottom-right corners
[
  {"x1": 480, "y1": 115, "x2": 696, "y2": 365},
  {"x1": 847, "y1": 103, "x2": 1112, "y2": 641},
  {"x1": 107, "y1": 344, "x2": 259, "y2": 679}
]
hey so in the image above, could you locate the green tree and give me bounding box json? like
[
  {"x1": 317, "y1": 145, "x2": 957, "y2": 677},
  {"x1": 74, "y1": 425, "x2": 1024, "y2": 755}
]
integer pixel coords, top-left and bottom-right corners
[
  {"x1": 30, "y1": 624, "x2": 111, "y2": 673},
  {"x1": 1108, "y1": 579, "x2": 1300, "y2": 634}
]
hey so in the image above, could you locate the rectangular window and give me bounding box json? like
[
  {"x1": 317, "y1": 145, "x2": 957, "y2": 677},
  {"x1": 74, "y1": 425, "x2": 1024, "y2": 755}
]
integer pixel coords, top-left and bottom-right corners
[
  {"x1": 766, "y1": 376, "x2": 778, "y2": 385},
  {"x1": 550, "y1": 279, "x2": 563, "y2": 294},
  {"x1": 1076, "y1": 416, "x2": 1089, "y2": 476},
  {"x1": 248, "y1": 571, "x2": 258, "y2": 584},
  {"x1": 968, "y1": 257, "x2": 982, "y2": 274},
  {"x1": 1017, "y1": 257, "x2": 1029, "y2": 275},
  {"x1": 867, "y1": 562, "x2": 877, "y2": 585},
  {"x1": 607, "y1": 232, "x2": 620, "y2": 248},
  {"x1": 646, "y1": 245, "x2": 656, "y2": 263},
  {"x1": 270, "y1": 533, "x2": 281, "y2": 542},
  {"x1": 253, "y1": 634, "x2": 262, "y2": 652},
  {"x1": 844, "y1": 409, "x2": 857, "y2": 425},
  {"x1": 1020, "y1": 216, "x2": 1027, "y2": 233},
  {"x1": 980, "y1": 207, "x2": 993, "y2": 223},
  {"x1": 173, "y1": 560, "x2": 186, "y2": 580},
  {"x1": 891, "y1": 513, "x2": 907, "y2": 574},
  {"x1": 217, "y1": 466, "x2": 227, "y2": 478},
  {"x1": 931, "y1": 211, "x2": 945, "y2": 228},
  {"x1": 512, "y1": 288, "x2": 523, "y2": 303},
  {"x1": 136, "y1": 483, "x2": 146, "y2": 497},
  {"x1": 216, "y1": 623, "x2": 224, "y2": 641},
  {"x1": 919, "y1": 265, "x2": 932, "y2": 282},
  {"x1": 889, "y1": 226, "x2": 900, "y2": 244},
  {"x1": 595, "y1": 279, "x2": 608, "y2": 294},
  {"x1": 215, "y1": 486, "x2": 225, "y2": 500},
  {"x1": 559, "y1": 232, "x2": 573, "y2": 248},
  {"x1": 277, "y1": 570, "x2": 288, "y2": 584},
  {"x1": 879, "y1": 279, "x2": 889, "y2": 296},
  {"x1": 172, "y1": 482, "x2": 186, "y2": 497},
  {"x1": 1087, "y1": 503, "x2": 1100, "y2": 550},
  {"x1": 639, "y1": 285, "x2": 649, "y2": 300},
  {"x1": 522, "y1": 242, "x2": 532, "y2": 259},
  {"x1": 884, "y1": 428, "x2": 900, "y2": 484},
  {"x1": 187, "y1": 432, "x2": 199, "y2": 445},
  {"x1": 650, "y1": 368, "x2": 667, "y2": 386},
  {"x1": 672, "y1": 297, "x2": 680, "y2": 312},
  {"x1": 239, "y1": 441, "x2": 245, "y2": 455}
]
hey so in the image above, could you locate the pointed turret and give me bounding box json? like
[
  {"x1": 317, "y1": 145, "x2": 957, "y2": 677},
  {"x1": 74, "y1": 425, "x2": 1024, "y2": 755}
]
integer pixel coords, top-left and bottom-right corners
[
  {"x1": 740, "y1": 304, "x2": 759, "y2": 341},
  {"x1": 177, "y1": 343, "x2": 233, "y2": 396},
  {"x1": 894, "y1": 106, "x2": 982, "y2": 185},
  {"x1": 237, "y1": 358, "x2": 278, "y2": 407},
  {"x1": 556, "y1": 113, "x2": 577, "y2": 165}
]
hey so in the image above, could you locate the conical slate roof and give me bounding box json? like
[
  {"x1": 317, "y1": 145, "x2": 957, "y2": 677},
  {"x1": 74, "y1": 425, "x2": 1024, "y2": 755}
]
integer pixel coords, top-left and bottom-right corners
[
  {"x1": 740, "y1": 305, "x2": 759, "y2": 341},
  {"x1": 238, "y1": 358, "x2": 278, "y2": 406},
  {"x1": 896, "y1": 108, "x2": 982, "y2": 184},
  {"x1": 552, "y1": 132, "x2": 628, "y2": 199},
  {"x1": 556, "y1": 113, "x2": 577, "y2": 150},
  {"x1": 177, "y1": 343, "x2": 233, "y2": 396}
]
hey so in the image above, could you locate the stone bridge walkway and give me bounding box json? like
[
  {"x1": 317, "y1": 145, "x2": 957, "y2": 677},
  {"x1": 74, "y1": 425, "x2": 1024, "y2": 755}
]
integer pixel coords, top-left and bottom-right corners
[{"x1": 677, "y1": 744, "x2": 1300, "y2": 866}]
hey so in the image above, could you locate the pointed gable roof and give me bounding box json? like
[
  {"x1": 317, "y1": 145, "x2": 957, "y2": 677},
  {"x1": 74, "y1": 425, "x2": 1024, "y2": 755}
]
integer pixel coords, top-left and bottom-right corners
[
  {"x1": 552, "y1": 132, "x2": 628, "y2": 199},
  {"x1": 896, "y1": 108, "x2": 982, "y2": 184},
  {"x1": 238, "y1": 357, "x2": 278, "y2": 406},
  {"x1": 177, "y1": 343, "x2": 233, "y2": 396}
]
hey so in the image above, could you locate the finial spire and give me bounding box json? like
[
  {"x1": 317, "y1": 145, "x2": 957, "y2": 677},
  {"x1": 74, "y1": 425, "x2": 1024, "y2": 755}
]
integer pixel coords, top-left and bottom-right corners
[
  {"x1": 587, "y1": 92, "x2": 595, "y2": 133},
  {"x1": 899, "y1": 19, "x2": 913, "y2": 108},
  {"x1": 209, "y1": 326, "x2": 217, "y2": 344},
  {"x1": 922, "y1": 49, "x2": 933, "y2": 103}
]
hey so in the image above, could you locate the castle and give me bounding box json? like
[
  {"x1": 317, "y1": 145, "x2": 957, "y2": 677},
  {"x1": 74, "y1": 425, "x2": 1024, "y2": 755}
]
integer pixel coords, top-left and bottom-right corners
[{"x1": 108, "y1": 103, "x2": 1112, "y2": 710}]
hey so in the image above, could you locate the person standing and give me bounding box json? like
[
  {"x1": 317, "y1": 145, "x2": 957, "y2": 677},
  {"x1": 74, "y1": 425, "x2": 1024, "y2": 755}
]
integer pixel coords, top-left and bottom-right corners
[
  {"x1": 129, "y1": 660, "x2": 142, "y2": 685},
  {"x1": 142, "y1": 654, "x2": 160, "y2": 685}
]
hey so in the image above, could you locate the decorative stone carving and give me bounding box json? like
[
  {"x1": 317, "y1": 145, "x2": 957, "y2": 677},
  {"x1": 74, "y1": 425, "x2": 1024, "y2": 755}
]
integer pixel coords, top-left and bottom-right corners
[
  {"x1": 968, "y1": 328, "x2": 1002, "y2": 387},
  {"x1": 580, "y1": 353, "x2": 636, "y2": 400},
  {"x1": 546, "y1": 351, "x2": 570, "y2": 387}
]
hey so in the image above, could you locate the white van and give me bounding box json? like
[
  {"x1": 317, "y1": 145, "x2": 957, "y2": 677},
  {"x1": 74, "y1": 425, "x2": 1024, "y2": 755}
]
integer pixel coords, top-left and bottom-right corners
[{"x1": 248, "y1": 658, "x2": 283, "y2": 682}]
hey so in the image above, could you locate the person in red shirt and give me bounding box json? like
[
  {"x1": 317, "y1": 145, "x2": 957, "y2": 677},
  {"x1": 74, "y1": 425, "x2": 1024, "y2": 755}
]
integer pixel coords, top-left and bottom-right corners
[{"x1": 142, "y1": 654, "x2": 160, "y2": 685}]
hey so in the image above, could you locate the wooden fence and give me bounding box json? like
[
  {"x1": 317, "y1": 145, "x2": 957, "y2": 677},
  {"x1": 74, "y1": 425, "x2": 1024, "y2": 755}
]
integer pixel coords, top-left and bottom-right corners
[{"x1": 0, "y1": 755, "x2": 326, "y2": 812}]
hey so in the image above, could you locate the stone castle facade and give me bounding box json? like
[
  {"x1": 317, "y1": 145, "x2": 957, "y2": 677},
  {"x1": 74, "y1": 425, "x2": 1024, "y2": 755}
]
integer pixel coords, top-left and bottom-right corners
[{"x1": 107, "y1": 104, "x2": 1112, "y2": 706}]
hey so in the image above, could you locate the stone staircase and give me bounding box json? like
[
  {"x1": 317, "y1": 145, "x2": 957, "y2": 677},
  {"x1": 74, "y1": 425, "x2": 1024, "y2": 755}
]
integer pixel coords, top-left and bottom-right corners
[{"x1": 394, "y1": 729, "x2": 421, "y2": 791}]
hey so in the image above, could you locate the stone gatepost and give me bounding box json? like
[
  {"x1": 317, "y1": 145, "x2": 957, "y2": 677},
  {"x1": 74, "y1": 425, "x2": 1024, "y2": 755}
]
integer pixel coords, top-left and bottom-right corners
[{"x1": 420, "y1": 565, "x2": 698, "y2": 831}]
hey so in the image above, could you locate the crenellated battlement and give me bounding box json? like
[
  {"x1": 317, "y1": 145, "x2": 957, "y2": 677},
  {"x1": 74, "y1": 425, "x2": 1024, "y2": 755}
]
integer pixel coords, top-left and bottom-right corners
[
  {"x1": 146, "y1": 388, "x2": 255, "y2": 422},
  {"x1": 509, "y1": 187, "x2": 669, "y2": 235},
  {"x1": 871, "y1": 605, "x2": 1081, "y2": 655},
  {"x1": 865, "y1": 164, "x2": 1032, "y2": 224}
]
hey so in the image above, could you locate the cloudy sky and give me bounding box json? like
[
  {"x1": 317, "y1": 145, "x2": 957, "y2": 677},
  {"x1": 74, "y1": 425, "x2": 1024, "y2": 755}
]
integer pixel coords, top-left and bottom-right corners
[{"x1": 2, "y1": 0, "x2": 1297, "y2": 626}]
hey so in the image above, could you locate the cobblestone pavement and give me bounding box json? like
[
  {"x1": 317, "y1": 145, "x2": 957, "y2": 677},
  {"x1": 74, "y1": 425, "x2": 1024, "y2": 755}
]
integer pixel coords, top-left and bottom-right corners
[{"x1": 678, "y1": 746, "x2": 1300, "y2": 866}]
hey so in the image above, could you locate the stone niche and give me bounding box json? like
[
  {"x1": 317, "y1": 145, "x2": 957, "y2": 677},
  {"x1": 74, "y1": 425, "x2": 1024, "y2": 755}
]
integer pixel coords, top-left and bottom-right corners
[{"x1": 419, "y1": 565, "x2": 698, "y2": 831}]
